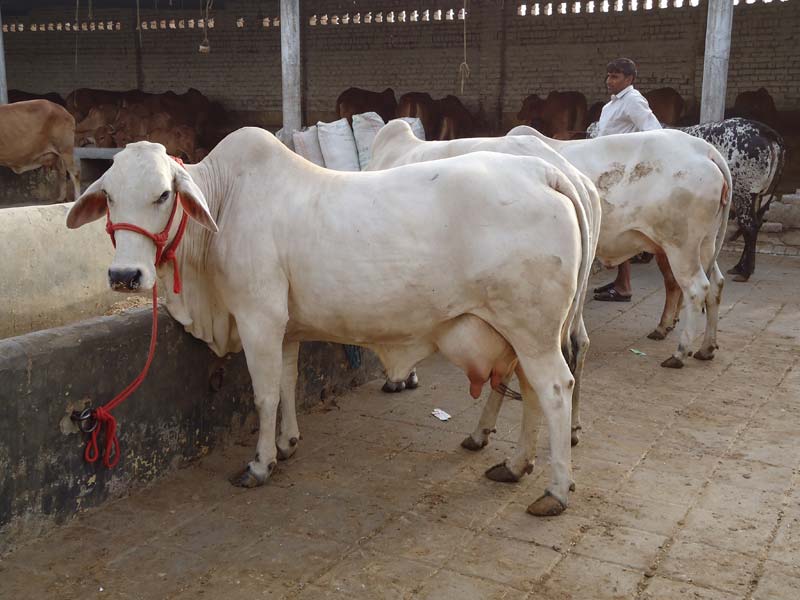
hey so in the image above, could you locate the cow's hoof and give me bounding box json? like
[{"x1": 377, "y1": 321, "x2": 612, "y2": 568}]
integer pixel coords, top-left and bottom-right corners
[
  {"x1": 461, "y1": 435, "x2": 488, "y2": 452},
  {"x1": 405, "y1": 372, "x2": 420, "y2": 390},
  {"x1": 647, "y1": 329, "x2": 667, "y2": 341},
  {"x1": 693, "y1": 348, "x2": 715, "y2": 361},
  {"x1": 732, "y1": 273, "x2": 750, "y2": 283},
  {"x1": 276, "y1": 436, "x2": 299, "y2": 461},
  {"x1": 382, "y1": 380, "x2": 406, "y2": 393},
  {"x1": 486, "y1": 461, "x2": 532, "y2": 483},
  {"x1": 661, "y1": 356, "x2": 684, "y2": 369},
  {"x1": 727, "y1": 265, "x2": 744, "y2": 275},
  {"x1": 569, "y1": 481, "x2": 576, "y2": 492},
  {"x1": 527, "y1": 492, "x2": 567, "y2": 517},
  {"x1": 571, "y1": 427, "x2": 581, "y2": 447},
  {"x1": 230, "y1": 463, "x2": 271, "y2": 488}
]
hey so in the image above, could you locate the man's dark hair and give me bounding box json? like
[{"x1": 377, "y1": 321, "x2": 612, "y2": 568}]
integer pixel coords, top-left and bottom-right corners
[{"x1": 607, "y1": 58, "x2": 637, "y2": 79}]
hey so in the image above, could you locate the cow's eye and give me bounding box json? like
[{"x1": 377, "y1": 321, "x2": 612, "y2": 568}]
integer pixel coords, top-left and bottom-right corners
[
  {"x1": 156, "y1": 190, "x2": 170, "y2": 205},
  {"x1": 104, "y1": 191, "x2": 113, "y2": 204}
]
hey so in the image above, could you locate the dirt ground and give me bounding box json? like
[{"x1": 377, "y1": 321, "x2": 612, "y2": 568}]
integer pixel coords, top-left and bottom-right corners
[{"x1": 1, "y1": 250, "x2": 798, "y2": 600}]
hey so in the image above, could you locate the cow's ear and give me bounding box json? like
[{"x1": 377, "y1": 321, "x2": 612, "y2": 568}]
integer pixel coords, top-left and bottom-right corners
[
  {"x1": 173, "y1": 166, "x2": 219, "y2": 233},
  {"x1": 66, "y1": 177, "x2": 107, "y2": 229}
]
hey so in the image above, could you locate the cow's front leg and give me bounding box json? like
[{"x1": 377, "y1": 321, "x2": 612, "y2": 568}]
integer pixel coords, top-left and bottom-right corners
[
  {"x1": 232, "y1": 317, "x2": 287, "y2": 488},
  {"x1": 277, "y1": 341, "x2": 301, "y2": 460}
]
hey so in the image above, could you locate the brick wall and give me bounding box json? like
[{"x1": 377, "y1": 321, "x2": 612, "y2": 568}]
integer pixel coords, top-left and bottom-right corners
[{"x1": 3, "y1": 0, "x2": 798, "y2": 130}]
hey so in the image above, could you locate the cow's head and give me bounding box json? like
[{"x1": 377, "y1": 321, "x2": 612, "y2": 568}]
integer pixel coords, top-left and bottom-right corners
[
  {"x1": 517, "y1": 95, "x2": 543, "y2": 124},
  {"x1": 66, "y1": 141, "x2": 217, "y2": 292}
]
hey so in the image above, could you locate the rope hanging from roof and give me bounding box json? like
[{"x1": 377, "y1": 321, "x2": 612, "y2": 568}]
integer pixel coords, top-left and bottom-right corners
[
  {"x1": 458, "y1": 0, "x2": 470, "y2": 93},
  {"x1": 74, "y1": 0, "x2": 80, "y2": 74}
]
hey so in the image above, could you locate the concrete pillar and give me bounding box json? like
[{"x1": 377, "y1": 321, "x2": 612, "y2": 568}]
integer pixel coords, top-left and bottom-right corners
[
  {"x1": 699, "y1": 0, "x2": 734, "y2": 124},
  {"x1": 280, "y1": 0, "x2": 301, "y2": 139},
  {"x1": 0, "y1": 6, "x2": 9, "y2": 105}
]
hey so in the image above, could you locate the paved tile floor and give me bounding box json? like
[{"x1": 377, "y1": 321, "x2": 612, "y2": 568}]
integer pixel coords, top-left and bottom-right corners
[{"x1": 1, "y1": 251, "x2": 799, "y2": 600}]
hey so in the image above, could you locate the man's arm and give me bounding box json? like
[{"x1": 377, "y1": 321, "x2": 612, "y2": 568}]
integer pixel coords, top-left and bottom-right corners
[{"x1": 630, "y1": 95, "x2": 662, "y2": 131}]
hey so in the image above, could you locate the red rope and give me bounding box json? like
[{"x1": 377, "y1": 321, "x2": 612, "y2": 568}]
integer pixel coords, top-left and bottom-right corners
[{"x1": 83, "y1": 156, "x2": 187, "y2": 468}]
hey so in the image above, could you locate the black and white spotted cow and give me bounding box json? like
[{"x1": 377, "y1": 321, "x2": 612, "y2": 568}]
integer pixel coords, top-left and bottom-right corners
[
  {"x1": 589, "y1": 118, "x2": 785, "y2": 282},
  {"x1": 679, "y1": 118, "x2": 785, "y2": 282}
]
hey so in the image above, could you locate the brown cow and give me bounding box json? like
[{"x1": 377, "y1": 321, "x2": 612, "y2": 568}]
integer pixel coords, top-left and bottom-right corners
[
  {"x1": 586, "y1": 101, "x2": 604, "y2": 128},
  {"x1": 93, "y1": 125, "x2": 116, "y2": 148},
  {"x1": 0, "y1": 100, "x2": 80, "y2": 201},
  {"x1": 9, "y1": 89, "x2": 66, "y2": 107},
  {"x1": 644, "y1": 87, "x2": 684, "y2": 125},
  {"x1": 397, "y1": 92, "x2": 440, "y2": 140},
  {"x1": 436, "y1": 95, "x2": 475, "y2": 140},
  {"x1": 336, "y1": 87, "x2": 397, "y2": 124},
  {"x1": 517, "y1": 91, "x2": 587, "y2": 140},
  {"x1": 148, "y1": 125, "x2": 198, "y2": 162},
  {"x1": 157, "y1": 88, "x2": 211, "y2": 128},
  {"x1": 65, "y1": 88, "x2": 123, "y2": 121},
  {"x1": 732, "y1": 87, "x2": 778, "y2": 127},
  {"x1": 75, "y1": 104, "x2": 121, "y2": 145}
]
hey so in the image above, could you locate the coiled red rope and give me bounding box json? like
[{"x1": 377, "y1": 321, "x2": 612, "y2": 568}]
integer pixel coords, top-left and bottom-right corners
[{"x1": 80, "y1": 157, "x2": 189, "y2": 468}]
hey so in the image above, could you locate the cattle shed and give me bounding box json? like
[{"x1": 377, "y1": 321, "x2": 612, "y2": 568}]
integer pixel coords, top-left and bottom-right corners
[
  {"x1": 0, "y1": 0, "x2": 796, "y2": 126},
  {"x1": 1, "y1": 2, "x2": 800, "y2": 599}
]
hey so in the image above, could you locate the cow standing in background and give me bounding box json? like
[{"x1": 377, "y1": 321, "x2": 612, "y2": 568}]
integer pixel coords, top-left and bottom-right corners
[
  {"x1": 587, "y1": 117, "x2": 786, "y2": 282},
  {"x1": 336, "y1": 87, "x2": 398, "y2": 124},
  {"x1": 644, "y1": 87, "x2": 685, "y2": 126},
  {"x1": 516, "y1": 91, "x2": 588, "y2": 140},
  {"x1": 677, "y1": 118, "x2": 785, "y2": 282},
  {"x1": 0, "y1": 100, "x2": 80, "y2": 202}
]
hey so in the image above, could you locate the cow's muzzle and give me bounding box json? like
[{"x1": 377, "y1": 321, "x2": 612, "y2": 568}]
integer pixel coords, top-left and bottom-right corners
[{"x1": 108, "y1": 267, "x2": 143, "y2": 292}]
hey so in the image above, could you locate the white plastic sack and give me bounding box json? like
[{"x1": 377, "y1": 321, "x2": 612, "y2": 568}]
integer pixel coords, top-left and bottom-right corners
[
  {"x1": 274, "y1": 127, "x2": 295, "y2": 150},
  {"x1": 352, "y1": 112, "x2": 386, "y2": 170},
  {"x1": 292, "y1": 126, "x2": 326, "y2": 167},
  {"x1": 317, "y1": 118, "x2": 360, "y2": 171},
  {"x1": 396, "y1": 117, "x2": 426, "y2": 141}
]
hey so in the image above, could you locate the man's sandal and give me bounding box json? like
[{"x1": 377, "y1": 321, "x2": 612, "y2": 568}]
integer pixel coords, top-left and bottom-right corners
[{"x1": 594, "y1": 288, "x2": 632, "y2": 302}]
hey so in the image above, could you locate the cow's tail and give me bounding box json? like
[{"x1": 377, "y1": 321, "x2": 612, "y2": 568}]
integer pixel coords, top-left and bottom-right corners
[
  {"x1": 548, "y1": 166, "x2": 592, "y2": 362},
  {"x1": 708, "y1": 146, "x2": 733, "y2": 270}
]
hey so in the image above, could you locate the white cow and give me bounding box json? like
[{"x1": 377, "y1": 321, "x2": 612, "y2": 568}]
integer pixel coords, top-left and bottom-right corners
[
  {"x1": 66, "y1": 127, "x2": 592, "y2": 516},
  {"x1": 368, "y1": 120, "x2": 602, "y2": 448},
  {"x1": 508, "y1": 125, "x2": 733, "y2": 369}
]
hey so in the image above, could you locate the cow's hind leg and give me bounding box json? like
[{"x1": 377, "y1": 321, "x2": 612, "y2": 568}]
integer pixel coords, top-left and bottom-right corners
[
  {"x1": 513, "y1": 352, "x2": 574, "y2": 516},
  {"x1": 276, "y1": 341, "x2": 301, "y2": 460},
  {"x1": 728, "y1": 193, "x2": 757, "y2": 282},
  {"x1": 660, "y1": 251, "x2": 710, "y2": 369},
  {"x1": 734, "y1": 225, "x2": 758, "y2": 283},
  {"x1": 694, "y1": 260, "x2": 724, "y2": 361},
  {"x1": 648, "y1": 252, "x2": 682, "y2": 341},
  {"x1": 568, "y1": 317, "x2": 590, "y2": 447},
  {"x1": 485, "y1": 365, "x2": 542, "y2": 484},
  {"x1": 62, "y1": 152, "x2": 81, "y2": 202}
]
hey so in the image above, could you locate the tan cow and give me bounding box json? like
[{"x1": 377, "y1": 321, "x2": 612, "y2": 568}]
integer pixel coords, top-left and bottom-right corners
[
  {"x1": 0, "y1": 100, "x2": 80, "y2": 201},
  {"x1": 397, "y1": 92, "x2": 440, "y2": 140}
]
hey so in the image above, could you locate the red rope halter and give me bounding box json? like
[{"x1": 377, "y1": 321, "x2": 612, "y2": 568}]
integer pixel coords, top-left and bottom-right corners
[{"x1": 79, "y1": 156, "x2": 189, "y2": 468}]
